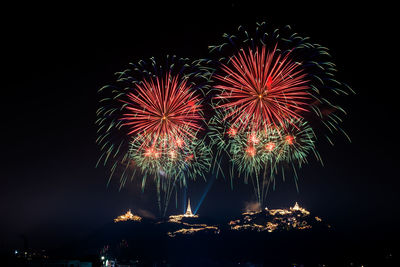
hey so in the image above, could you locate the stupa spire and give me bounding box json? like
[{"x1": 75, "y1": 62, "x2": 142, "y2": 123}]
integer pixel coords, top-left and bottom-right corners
[{"x1": 184, "y1": 198, "x2": 194, "y2": 217}]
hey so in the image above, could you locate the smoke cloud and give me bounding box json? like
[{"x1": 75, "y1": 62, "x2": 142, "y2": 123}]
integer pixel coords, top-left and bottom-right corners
[{"x1": 243, "y1": 201, "x2": 261, "y2": 213}]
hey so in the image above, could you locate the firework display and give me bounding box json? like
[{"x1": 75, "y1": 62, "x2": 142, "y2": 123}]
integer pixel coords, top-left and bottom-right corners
[
  {"x1": 96, "y1": 21, "x2": 353, "y2": 214},
  {"x1": 207, "y1": 22, "x2": 353, "y2": 208},
  {"x1": 96, "y1": 56, "x2": 212, "y2": 215}
]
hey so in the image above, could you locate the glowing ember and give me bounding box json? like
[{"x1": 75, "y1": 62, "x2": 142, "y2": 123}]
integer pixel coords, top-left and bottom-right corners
[
  {"x1": 266, "y1": 76, "x2": 273, "y2": 88},
  {"x1": 175, "y1": 138, "x2": 184, "y2": 148},
  {"x1": 144, "y1": 148, "x2": 160, "y2": 158},
  {"x1": 265, "y1": 142, "x2": 275, "y2": 152},
  {"x1": 168, "y1": 150, "x2": 177, "y2": 159},
  {"x1": 285, "y1": 135, "x2": 295, "y2": 145},
  {"x1": 185, "y1": 154, "x2": 194, "y2": 162},
  {"x1": 248, "y1": 133, "x2": 260, "y2": 144},
  {"x1": 245, "y1": 146, "x2": 256, "y2": 157},
  {"x1": 227, "y1": 127, "x2": 238, "y2": 137}
]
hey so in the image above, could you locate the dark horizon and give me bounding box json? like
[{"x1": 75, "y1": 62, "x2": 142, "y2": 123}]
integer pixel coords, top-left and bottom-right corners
[{"x1": 1, "y1": 1, "x2": 398, "y2": 255}]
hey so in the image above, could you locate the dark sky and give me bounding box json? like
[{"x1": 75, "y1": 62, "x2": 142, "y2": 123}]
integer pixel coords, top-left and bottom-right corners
[{"x1": 1, "y1": 2, "x2": 398, "y2": 251}]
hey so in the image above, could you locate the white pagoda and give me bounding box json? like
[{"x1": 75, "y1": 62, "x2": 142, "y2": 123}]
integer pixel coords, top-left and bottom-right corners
[
  {"x1": 168, "y1": 198, "x2": 198, "y2": 222},
  {"x1": 184, "y1": 198, "x2": 195, "y2": 217}
]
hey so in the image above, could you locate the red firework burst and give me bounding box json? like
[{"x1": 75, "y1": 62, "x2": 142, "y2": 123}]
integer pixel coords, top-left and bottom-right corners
[
  {"x1": 214, "y1": 45, "x2": 310, "y2": 132},
  {"x1": 121, "y1": 72, "x2": 203, "y2": 146}
]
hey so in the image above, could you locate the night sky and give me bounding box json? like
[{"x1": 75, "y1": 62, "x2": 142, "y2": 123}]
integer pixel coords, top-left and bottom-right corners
[{"x1": 1, "y1": 2, "x2": 398, "y2": 251}]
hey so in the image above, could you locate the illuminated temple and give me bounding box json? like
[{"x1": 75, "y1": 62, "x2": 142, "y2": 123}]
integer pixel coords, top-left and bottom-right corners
[
  {"x1": 168, "y1": 198, "x2": 198, "y2": 223},
  {"x1": 166, "y1": 198, "x2": 220, "y2": 237},
  {"x1": 184, "y1": 199, "x2": 194, "y2": 217},
  {"x1": 229, "y1": 202, "x2": 321, "y2": 232},
  {"x1": 264, "y1": 202, "x2": 311, "y2": 216},
  {"x1": 112, "y1": 202, "x2": 326, "y2": 237},
  {"x1": 114, "y1": 210, "x2": 142, "y2": 223}
]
